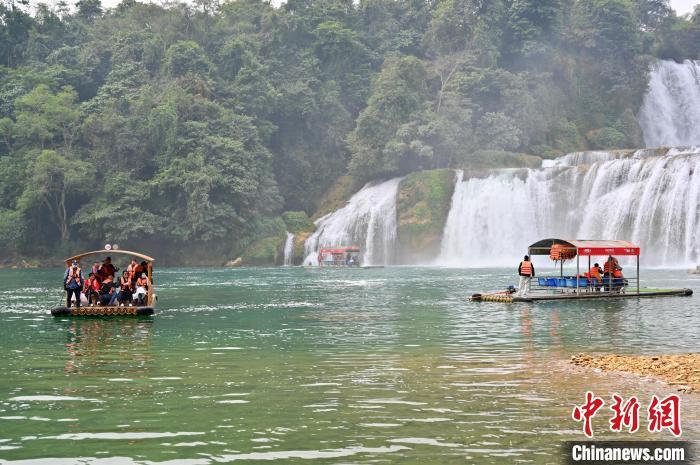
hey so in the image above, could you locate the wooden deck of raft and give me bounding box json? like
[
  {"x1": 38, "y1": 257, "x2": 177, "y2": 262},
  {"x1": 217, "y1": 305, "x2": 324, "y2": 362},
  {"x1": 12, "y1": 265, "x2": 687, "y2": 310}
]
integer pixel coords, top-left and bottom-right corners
[
  {"x1": 475, "y1": 288, "x2": 693, "y2": 303},
  {"x1": 51, "y1": 306, "x2": 155, "y2": 316}
]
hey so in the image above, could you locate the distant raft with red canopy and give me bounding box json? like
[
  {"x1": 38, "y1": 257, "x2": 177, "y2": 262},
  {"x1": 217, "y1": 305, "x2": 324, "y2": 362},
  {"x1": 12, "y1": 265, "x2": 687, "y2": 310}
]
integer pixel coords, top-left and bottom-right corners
[
  {"x1": 472, "y1": 238, "x2": 693, "y2": 303},
  {"x1": 317, "y1": 246, "x2": 361, "y2": 267}
]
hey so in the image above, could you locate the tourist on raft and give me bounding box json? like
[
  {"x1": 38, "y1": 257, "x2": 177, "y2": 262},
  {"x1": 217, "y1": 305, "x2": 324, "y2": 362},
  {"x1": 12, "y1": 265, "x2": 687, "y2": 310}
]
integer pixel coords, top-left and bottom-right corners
[
  {"x1": 64, "y1": 260, "x2": 84, "y2": 308},
  {"x1": 604, "y1": 256, "x2": 627, "y2": 290},
  {"x1": 117, "y1": 270, "x2": 134, "y2": 306},
  {"x1": 98, "y1": 275, "x2": 118, "y2": 306},
  {"x1": 133, "y1": 273, "x2": 150, "y2": 305},
  {"x1": 83, "y1": 272, "x2": 101, "y2": 305},
  {"x1": 587, "y1": 263, "x2": 604, "y2": 290},
  {"x1": 99, "y1": 257, "x2": 118, "y2": 280},
  {"x1": 517, "y1": 255, "x2": 535, "y2": 296}
]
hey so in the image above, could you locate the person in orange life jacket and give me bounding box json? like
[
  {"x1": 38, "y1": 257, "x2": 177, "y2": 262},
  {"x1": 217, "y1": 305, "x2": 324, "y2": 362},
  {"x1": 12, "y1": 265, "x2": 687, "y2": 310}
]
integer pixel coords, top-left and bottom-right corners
[
  {"x1": 133, "y1": 273, "x2": 150, "y2": 305},
  {"x1": 101, "y1": 257, "x2": 118, "y2": 278},
  {"x1": 116, "y1": 270, "x2": 134, "y2": 306},
  {"x1": 603, "y1": 256, "x2": 622, "y2": 276},
  {"x1": 83, "y1": 272, "x2": 101, "y2": 305},
  {"x1": 587, "y1": 263, "x2": 603, "y2": 290},
  {"x1": 127, "y1": 258, "x2": 139, "y2": 285},
  {"x1": 64, "y1": 260, "x2": 84, "y2": 308},
  {"x1": 517, "y1": 255, "x2": 535, "y2": 296}
]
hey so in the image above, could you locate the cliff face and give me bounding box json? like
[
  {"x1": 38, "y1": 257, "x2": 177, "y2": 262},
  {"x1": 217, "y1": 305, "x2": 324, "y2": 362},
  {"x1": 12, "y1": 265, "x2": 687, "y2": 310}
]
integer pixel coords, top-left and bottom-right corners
[
  {"x1": 396, "y1": 169, "x2": 455, "y2": 264},
  {"x1": 237, "y1": 169, "x2": 457, "y2": 267}
]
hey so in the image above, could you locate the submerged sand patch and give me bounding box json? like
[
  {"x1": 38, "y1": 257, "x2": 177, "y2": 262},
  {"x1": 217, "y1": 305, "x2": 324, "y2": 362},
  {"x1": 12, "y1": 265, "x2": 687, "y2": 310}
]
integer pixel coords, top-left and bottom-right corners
[{"x1": 571, "y1": 353, "x2": 700, "y2": 393}]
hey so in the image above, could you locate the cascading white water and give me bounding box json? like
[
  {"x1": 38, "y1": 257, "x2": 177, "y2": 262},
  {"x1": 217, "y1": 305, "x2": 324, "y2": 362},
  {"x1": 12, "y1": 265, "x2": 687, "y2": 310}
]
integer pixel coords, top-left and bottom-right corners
[
  {"x1": 303, "y1": 178, "x2": 401, "y2": 266},
  {"x1": 438, "y1": 149, "x2": 700, "y2": 267},
  {"x1": 282, "y1": 232, "x2": 294, "y2": 266},
  {"x1": 638, "y1": 60, "x2": 700, "y2": 147}
]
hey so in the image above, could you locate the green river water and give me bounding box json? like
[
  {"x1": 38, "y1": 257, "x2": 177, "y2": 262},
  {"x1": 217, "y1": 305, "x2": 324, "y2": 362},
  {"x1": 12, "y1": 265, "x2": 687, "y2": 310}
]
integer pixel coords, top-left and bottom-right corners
[{"x1": 0, "y1": 266, "x2": 698, "y2": 464}]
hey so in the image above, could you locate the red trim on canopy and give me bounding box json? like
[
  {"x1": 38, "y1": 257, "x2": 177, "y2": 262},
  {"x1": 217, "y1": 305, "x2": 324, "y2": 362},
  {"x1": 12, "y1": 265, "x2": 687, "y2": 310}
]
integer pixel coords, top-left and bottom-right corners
[
  {"x1": 319, "y1": 247, "x2": 360, "y2": 254},
  {"x1": 528, "y1": 239, "x2": 639, "y2": 257}
]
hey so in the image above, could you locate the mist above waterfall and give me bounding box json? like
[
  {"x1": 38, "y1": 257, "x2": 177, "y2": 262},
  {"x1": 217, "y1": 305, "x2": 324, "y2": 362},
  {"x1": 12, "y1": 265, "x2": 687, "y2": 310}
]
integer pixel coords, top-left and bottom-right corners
[
  {"x1": 638, "y1": 60, "x2": 700, "y2": 147},
  {"x1": 439, "y1": 150, "x2": 700, "y2": 267}
]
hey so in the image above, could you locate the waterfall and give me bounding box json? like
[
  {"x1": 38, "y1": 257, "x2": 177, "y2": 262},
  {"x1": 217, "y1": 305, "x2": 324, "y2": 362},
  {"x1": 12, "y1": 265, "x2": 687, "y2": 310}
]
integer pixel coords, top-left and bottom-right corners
[
  {"x1": 638, "y1": 60, "x2": 700, "y2": 147},
  {"x1": 438, "y1": 149, "x2": 700, "y2": 267},
  {"x1": 283, "y1": 232, "x2": 294, "y2": 266},
  {"x1": 303, "y1": 177, "x2": 401, "y2": 266}
]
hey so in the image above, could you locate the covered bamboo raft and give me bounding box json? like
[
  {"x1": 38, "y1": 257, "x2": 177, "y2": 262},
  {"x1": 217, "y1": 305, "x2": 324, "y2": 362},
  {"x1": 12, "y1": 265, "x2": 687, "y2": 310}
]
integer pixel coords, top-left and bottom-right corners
[
  {"x1": 51, "y1": 248, "x2": 156, "y2": 317},
  {"x1": 471, "y1": 239, "x2": 694, "y2": 303}
]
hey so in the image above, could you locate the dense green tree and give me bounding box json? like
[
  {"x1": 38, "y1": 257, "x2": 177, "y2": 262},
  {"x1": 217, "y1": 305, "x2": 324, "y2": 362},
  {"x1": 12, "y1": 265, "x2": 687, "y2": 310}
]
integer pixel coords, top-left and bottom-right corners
[
  {"x1": 348, "y1": 56, "x2": 429, "y2": 181},
  {"x1": 0, "y1": 0, "x2": 694, "y2": 261},
  {"x1": 18, "y1": 149, "x2": 92, "y2": 242}
]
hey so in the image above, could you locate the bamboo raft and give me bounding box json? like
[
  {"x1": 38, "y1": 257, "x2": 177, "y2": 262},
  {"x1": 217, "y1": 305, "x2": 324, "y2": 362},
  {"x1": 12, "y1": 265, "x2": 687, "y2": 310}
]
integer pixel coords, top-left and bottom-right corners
[
  {"x1": 472, "y1": 238, "x2": 695, "y2": 304},
  {"x1": 51, "y1": 248, "x2": 156, "y2": 317},
  {"x1": 51, "y1": 306, "x2": 155, "y2": 316},
  {"x1": 472, "y1": 288, "x2": 693, "y2": 303}
]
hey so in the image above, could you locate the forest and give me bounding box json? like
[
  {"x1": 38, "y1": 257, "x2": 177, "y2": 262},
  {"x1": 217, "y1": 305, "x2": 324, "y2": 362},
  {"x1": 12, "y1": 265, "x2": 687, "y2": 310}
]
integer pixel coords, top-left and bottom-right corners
[{"x1": 0, "y1": 0, "x2": 699, "y2": 264}]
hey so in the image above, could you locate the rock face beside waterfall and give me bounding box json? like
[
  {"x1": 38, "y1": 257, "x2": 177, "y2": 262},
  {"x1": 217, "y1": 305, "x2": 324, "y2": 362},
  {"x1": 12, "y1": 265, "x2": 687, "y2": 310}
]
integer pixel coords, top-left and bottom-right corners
[
  {"x1": 282, "y1": 211, "x2": 315, "y2": 266},
  {"x1": 396, "y1": 169, "x2": 455, "y2": 264}
]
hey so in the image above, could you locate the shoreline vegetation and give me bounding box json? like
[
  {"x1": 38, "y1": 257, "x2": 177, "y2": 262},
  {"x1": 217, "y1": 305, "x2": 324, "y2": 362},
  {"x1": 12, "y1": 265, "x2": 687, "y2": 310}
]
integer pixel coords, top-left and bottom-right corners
[{"x1": 571, "y1": 353, "x2": 700, "y2": 393}]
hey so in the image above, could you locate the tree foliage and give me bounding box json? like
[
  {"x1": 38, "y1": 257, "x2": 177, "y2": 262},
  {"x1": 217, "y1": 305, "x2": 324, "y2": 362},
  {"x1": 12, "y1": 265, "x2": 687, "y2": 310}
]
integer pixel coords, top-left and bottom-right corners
[{"x1": 0, "y1": 0, "x2": 696, "y2": 260}]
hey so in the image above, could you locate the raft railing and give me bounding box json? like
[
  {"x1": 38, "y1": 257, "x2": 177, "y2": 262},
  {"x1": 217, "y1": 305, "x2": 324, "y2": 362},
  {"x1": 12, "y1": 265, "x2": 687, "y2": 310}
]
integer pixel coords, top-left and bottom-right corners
[{"x1": 531, "y1": 273, "x2": 638, "y2": 295}]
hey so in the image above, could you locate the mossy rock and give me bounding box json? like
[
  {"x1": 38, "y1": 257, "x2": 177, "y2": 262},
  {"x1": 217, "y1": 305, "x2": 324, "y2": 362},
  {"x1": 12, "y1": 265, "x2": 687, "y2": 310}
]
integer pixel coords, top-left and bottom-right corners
[
  {"x1": 466, "y1": 150, "x2": 542, "y2": 169},
  {"x1": 292, "y1": 230, "x2": 313, "y2": 265},
  {"x1": 239, "y1": 217, "x2": 287, "y2": 266},
  {"x1": 396, "y1": 169, "x2": 456, "y2": 264},
  {"x1": 312, "y1": 175, "x2": 360, "y2": 220},
  {"x1": 242, "y1": 234, "x2": 286, "y2": 266},
  {"x1": 282, "y1": 211, "x2": 314, "y2": 234}
]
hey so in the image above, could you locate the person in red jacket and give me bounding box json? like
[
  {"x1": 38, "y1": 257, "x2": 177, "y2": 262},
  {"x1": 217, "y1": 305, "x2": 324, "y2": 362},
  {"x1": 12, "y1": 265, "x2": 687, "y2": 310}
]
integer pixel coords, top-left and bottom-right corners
[{"x1": 83, "y1": 272, "x2": 101, "y2": 306}]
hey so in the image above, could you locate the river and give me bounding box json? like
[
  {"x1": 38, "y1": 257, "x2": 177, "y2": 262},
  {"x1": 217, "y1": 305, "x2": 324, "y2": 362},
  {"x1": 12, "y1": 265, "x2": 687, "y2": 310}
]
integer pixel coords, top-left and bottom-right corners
[{"x1": 0, "y1": 267, "x2": 698, "y2": 464}]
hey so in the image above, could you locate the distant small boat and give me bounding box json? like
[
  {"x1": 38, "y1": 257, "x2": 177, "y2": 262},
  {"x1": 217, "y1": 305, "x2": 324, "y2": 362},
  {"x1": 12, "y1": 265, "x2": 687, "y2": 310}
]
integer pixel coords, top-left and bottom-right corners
[
  {"x1": 51, "y1": 248, "x2": 156, "y2": 317},
  {"x1": 312, "y1": 246, "x2": 362, "y2": 268}
]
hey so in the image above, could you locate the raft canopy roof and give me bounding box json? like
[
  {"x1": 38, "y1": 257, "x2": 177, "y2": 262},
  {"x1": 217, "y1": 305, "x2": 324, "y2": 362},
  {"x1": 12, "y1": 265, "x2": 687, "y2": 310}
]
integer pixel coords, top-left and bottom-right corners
[
  {"x1": 65, "y1": 250, "x2": 155, "y2": 266},
  {"x1": 319, "y1": 246, "x2": 360, "y2": 254},
  {"x1": 528, "y1": 239, "x2": 640, "y2": 257}
]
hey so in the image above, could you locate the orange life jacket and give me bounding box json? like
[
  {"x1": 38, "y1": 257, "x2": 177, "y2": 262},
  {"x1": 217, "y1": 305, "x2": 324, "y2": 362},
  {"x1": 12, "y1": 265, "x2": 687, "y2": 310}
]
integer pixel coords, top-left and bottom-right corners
[
  {"x1": 604, "y1": 261, "x2": 613, "y2": 273},
  {"x1": 65, "y1": 267, "x2": 82, "y2": 284},
  {"x1": 520, "y1": 260, "x2": 533, "y2": 276},
  {"x1": 613, "y1": 268, "x2": 623, "y2": 278},
  {"x1": 589, "y1": 266, "x2": 602, "y2": 283},
  {"x1": 120, "y1": 276, "x2": 132, "y2": 291},
  {"x1": 136, "y1": 277, "x2": 149, "y2": 288},
  {"x1": 550, "y1": 243, "x2": 576, "y2": 261}
]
